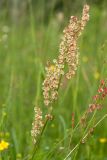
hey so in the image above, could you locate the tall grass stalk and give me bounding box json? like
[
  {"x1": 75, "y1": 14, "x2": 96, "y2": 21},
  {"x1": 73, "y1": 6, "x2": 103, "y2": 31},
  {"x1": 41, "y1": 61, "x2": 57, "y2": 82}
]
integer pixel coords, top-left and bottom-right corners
[{"x1": 64, "y1": 114, "x2": 107, "y2": 160}]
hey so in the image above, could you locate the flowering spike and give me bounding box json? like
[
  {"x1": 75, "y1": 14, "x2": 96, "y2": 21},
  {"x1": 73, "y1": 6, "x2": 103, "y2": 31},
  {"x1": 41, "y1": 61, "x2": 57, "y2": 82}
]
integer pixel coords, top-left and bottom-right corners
[
  {"x1": 31, "y1": 107, "x2": 44, "y2": 144},
  {"x1": 43, "y1": 5, "x2": 90, "y2": 106}
]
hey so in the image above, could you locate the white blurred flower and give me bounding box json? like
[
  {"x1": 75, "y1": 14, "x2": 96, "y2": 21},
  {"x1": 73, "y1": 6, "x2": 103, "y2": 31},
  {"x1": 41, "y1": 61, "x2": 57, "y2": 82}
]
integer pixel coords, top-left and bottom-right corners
[
  {"x1": 2, "y1": 34, "x2": 8, "y2": 42},
  {"x1": 2, "y1": 26, "x2": 10, "y2": 33}
]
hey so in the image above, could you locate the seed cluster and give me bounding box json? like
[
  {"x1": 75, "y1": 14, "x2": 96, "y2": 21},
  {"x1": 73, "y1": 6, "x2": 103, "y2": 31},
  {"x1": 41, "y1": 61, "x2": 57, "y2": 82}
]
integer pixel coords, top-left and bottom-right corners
[
  {"x1": 81, "y1": 4, "x2": 90, "y2": 31},
  {"x1": 88, "y1": 79, "x2": 107, "y2": 113},
  {"x1": 71, "y1": 113, "x2": 75, "y2": 128},
  {"x1": 42, "y1": 59, "x2": 64, "y2": 106},
  {"x1": 43, "y1": 5, "x2": 90, "y2": 106},
  {"x1": 31, "y1": 107, "x2": 44, "y2": 144},
  {"x1": 59, "y1": 5, "x2": 89, "y2": 79},
  {"x1": 80, "y1": 79, "x2": 107, "y2": 127},
  {"x1": 59, "y1": 16, "x2": 80, "y2": 79}
]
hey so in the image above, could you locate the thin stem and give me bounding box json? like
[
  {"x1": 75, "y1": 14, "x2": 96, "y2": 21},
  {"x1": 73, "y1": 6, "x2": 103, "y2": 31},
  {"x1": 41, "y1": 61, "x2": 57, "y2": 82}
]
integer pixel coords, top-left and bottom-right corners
[
  {"x1": 45, "y1": 120, "x2": 80, "y2": 159},
  {"x1": 65, "y1": 144, "x2": 79, "y2": 160},
  {"x1": 94, "y1": 114, "x2": 107, "y2": 128},
  {"x1": 64, "y1": 114, "x2": 107, "y2": 160},
  {"x1": 68, "y1": 68, "x2": 80, "y2": 149}
]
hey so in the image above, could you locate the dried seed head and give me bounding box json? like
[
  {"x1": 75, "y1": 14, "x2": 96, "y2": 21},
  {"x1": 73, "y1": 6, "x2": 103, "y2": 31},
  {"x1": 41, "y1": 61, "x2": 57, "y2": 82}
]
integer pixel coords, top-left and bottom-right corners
[
  {"x1": 81, "y1": 139, "x2": 86, "y2": 144},
  {"x1": 45, "y1": 114, "x2": 53, "y2": 120},
  {"x1": 31, "y1": 107, "x2": 44, "y2": 144},
  {"x1": 43, "y1": 5, "x2": 90, "y2": 106},
  {"x1": 81, "y1": 4, "x2": 90, "y2": 30},
  {"x1": 42, "y1": 60, "x2": 64, "y2": 106},
  {"x1": 59, "y1": 5, "x2": 89, "y2": 79},
  {"x1": 89, "y1": 128, "x2": 94, "y2": 135}
]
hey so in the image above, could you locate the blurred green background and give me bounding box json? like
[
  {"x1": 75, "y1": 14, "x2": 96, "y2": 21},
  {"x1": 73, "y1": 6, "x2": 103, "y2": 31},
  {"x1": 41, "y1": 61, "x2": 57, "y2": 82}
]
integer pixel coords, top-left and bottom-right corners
[{"x1": 0, "y1": 0, "x2": 107, "y2": 159}]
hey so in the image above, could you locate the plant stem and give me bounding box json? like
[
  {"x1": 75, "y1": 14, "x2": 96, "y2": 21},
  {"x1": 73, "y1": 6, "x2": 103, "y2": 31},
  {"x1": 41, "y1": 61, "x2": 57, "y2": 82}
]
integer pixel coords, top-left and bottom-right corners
[{"x1": 64, "y1": 114, "x2": 107, "y2": 160}]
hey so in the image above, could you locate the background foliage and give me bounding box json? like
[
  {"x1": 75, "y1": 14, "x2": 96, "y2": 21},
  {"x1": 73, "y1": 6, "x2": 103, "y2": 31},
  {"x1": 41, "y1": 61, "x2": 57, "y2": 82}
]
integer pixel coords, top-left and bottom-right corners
[{"x1": 0, "y1": 0, "x2": 107, "y2": 159}]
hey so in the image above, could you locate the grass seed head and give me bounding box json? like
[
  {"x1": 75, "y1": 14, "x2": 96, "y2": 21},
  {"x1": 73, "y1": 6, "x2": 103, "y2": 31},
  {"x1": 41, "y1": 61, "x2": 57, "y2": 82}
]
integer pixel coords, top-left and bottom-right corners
[
  {"x1": 42, "y1": 5, "x2": 90, "y2": 106},
  {"x1": 31, "y1": 107, "x2": 44, "y2": 144}
]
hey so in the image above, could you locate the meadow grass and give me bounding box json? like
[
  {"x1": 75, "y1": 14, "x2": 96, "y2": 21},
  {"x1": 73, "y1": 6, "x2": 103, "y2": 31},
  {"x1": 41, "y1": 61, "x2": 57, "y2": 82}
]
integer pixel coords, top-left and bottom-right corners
[{"x1": 0, "y1": 2, "x2": 107, "y2": 160}]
